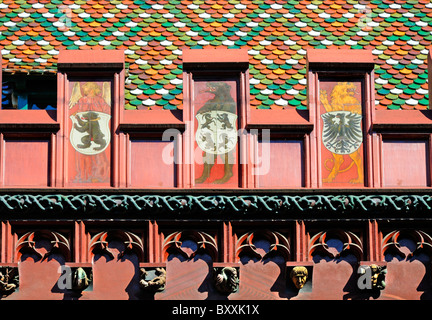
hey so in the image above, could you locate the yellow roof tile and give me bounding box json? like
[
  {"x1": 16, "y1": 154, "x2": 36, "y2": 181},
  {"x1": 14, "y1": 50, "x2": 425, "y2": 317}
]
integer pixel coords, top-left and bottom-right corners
[
  {"x1": 23, "y1": 49, "x2": 35, "y2": 55},
  {"x1": 145, "y1": 68, "x2": 158, "y2": 75},
  {"x1": 150, "y1": 31, "x2": 161, "y2": 37},
  {"x1": 273, "y1": 68, "x2": 285, "y2": 75},
  {"x1": 272, "y1": 49, "x2": 285, "y2": 55},
  {"x1": 400, "y1": 68, "x2": 411, "y2": 75}
]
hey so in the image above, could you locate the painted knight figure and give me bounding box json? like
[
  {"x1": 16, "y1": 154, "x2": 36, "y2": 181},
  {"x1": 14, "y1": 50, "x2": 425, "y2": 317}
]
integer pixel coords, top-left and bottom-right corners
[
  {"x1": 68, "y1": 81, "x2": 112, "y2": 185},
  {"x1": 194, "y1": 81, "x2": 239, "y2": 186}
]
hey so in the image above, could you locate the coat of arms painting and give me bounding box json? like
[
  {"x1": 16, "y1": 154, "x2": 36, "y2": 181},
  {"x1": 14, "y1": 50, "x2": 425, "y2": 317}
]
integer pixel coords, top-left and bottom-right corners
[
  {"x1": 68, "y1": 81, "x2": 112, "y2": 185},
  {"x1": 194, "y1": 80, "x2": 239, "y2": 187},
  {"x1": 319, "y1": 81, "x2": 364, "y2": 187}
]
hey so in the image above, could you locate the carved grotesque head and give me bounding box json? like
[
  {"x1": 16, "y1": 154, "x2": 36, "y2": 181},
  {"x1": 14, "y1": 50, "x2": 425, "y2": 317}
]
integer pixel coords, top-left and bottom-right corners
[{"x1": 290, "y1": 266, "x2": 309, "y2": 290}]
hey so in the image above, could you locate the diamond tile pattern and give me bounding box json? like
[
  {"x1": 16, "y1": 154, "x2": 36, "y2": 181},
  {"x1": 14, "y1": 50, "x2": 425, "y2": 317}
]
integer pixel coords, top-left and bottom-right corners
[{"x1": 0, "y1": 0, "x2": 431, "y2": 110}]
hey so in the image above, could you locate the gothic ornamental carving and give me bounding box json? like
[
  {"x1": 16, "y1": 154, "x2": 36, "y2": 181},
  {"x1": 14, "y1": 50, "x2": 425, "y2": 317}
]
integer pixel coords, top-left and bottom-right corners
[
  {"x1": 162, "y1": 230, "x2": 218, "y2": 261},
  {"x1": 2, "y1": 194, "x2": 432, "y2": 216},
  {"x1": 16, "y1": 231, "x2": 71, "y2": 261},
  {"x1": 89, "y1": 230, "x2": 144, "y2": 260},
  {"x1": 309, "y1": 229, "x2": 363, "y2": 260},
  {"x1": 382, "y1": 229, "x2": 432, "y2": 259},
  {"x1": 213, "y1": 266, "x2": 239, "y2": 295},
  {"x1": 236, "y1": 230, "x2": 290, "y2": 261}
]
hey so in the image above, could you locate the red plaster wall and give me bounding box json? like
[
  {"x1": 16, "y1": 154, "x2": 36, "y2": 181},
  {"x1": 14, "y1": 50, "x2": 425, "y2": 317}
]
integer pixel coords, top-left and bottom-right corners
[
  {"x1": 129, "y1": 139, "x2": 177, "y2": 188},
  {"x1": 382, "y1": 139, "x2": 430, "y2": 187},
  {"x1": 3, "y1": 138, "x2": 50, "y2": 187},
  {"x1": 158, "y1": 255, "x2": 214, "y2": 300},
  {"x1": 257, "y1": 139, "x2": 304, "y2": 188}
]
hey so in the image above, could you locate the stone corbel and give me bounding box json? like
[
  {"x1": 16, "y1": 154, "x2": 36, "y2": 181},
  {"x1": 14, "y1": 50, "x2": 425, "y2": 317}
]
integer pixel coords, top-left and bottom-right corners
[
  {"x1": 213, "y1": 262, "x2": 240, "y2": 295},
  {"x1": 286, "y1": 261, "x2": 313, "y2": 292},
  {"x1": 358, "y1": 261, "x2": 387, "y2": 291},
  {"x1": 0, "y1": 263, "x2": 19, "y2": 298},
  {"x1": 65, "y1": 263, "x2": 93, "y2": 293},
  {"x1": 139, "y1": 263, "x2": 167, "y2": 293}
]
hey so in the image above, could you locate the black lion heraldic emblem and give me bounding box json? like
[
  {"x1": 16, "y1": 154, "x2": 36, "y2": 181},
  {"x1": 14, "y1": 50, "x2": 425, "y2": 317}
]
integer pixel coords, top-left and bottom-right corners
[{"x1": 74, "y1": 111, "x2": 107, "y2": 151}]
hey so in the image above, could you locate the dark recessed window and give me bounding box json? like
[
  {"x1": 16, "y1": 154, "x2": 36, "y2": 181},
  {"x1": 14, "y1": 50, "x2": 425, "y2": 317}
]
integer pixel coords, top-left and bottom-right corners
[{"x1": 1, "y1": 75, "x2": 57, "y2": 110}]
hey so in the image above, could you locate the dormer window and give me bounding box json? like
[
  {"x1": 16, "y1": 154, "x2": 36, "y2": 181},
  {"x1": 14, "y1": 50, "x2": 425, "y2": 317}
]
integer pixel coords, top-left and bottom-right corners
[
  {"x1": 2, "y1": 75, "x2": 56, "y2": 110},
  {"x1": 182, "y1": 48, "x2": 249, "y2": 188}
]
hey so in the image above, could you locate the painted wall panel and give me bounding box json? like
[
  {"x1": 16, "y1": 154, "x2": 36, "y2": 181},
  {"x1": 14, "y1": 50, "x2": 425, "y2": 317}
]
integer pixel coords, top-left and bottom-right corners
[
  {"x1": 158, "y1": 254, "x2": 213, "y2": 300},
  {"x1": 67, "y1": 81, "x2": 112, "y2": 186},
  {"x1": 319, "y1": 80, "x2": 365, "y2": 187},
  {"x1": 257, "y1": 139, "x2": 304, "y2": 188},
  {"x1": 129, "y1": 139, "x2": 176, "y2": 188},
  {"x1": 193, "y1": 80, "x2": 239, "y2": 188},
  {"x1": 4, "y1": 138, "x2": 50, "y2": 187},
  {"x1": 382, "y1": 140, "x2": 429, "y2": 187}
]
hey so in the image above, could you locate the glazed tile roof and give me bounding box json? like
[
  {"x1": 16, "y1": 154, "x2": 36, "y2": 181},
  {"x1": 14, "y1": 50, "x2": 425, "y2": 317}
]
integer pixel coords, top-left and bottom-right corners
[{"x1": 0, "y1": 0, "x2": 431, "y2": 110}]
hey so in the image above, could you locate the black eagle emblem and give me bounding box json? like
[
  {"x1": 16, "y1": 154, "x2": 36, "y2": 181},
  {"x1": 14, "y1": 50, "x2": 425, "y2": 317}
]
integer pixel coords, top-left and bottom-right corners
[{"x1": 321, "y1": 111, "x2": 363, "y2": 155}]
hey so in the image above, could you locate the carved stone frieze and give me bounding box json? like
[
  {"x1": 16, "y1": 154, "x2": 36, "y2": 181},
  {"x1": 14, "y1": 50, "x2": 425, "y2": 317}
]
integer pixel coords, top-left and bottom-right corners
[{"x1": 1, "y1": 193, "x2": 432, "y2": 217}]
